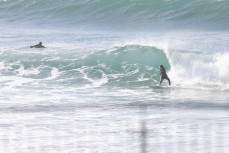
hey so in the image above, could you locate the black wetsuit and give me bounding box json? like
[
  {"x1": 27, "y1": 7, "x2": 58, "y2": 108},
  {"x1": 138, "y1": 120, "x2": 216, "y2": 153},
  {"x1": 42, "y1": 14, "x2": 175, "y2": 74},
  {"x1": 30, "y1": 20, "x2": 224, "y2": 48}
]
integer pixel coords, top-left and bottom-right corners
[
  {"x1": 160, "y1": 68, "x2": 171, "y2": 85},
  {"x1": 30, "y1": 44, "x2": 45, "y2": 48}
]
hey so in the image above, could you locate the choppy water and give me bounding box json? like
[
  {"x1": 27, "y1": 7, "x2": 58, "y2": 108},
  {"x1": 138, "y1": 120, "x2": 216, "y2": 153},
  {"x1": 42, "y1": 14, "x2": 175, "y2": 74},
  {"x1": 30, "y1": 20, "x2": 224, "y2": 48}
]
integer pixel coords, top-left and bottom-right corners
[{"x1": 1, "y1": 0, "x2": 229, "y2": 153}]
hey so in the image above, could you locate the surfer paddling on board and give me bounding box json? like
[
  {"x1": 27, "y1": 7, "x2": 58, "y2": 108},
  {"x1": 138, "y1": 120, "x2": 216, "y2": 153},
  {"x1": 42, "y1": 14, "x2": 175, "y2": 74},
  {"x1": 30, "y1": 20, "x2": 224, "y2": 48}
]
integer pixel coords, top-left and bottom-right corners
[
  {"x1": 30, "y1": 42, "x2": 45, "y2": 48},
  {"x1": 159, "y1": 65, "x2": 171, "y2": 86}
]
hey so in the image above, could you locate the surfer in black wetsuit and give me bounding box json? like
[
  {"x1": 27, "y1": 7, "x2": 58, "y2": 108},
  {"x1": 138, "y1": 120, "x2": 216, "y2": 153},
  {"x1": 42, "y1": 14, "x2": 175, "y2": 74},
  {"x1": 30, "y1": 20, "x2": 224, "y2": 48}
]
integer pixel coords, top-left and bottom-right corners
[
  {"x1": 159, "y1": 65, "x2": 171, "y2": 86},
  {"x1": 30, "y1": 42, "x2": 45, "y2": 48}
]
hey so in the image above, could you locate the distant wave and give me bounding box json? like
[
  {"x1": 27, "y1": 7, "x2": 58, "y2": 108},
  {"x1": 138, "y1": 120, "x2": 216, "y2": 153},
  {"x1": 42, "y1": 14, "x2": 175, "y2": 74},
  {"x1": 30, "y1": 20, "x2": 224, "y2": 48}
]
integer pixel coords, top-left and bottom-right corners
[
  {"x1": 0, "y1": 0, "x2": 229, "y2": 30},
  {"x1": 0, "y1": 45, "x2": 228, "y2": 90}
]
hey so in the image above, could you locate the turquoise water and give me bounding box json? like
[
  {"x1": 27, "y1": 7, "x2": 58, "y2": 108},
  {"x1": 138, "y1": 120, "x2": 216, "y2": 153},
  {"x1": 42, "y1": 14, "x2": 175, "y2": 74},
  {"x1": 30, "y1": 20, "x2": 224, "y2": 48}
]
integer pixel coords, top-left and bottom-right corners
[
  {"x1": 0, "y1": 1, "x2": 229, "y2": 153},
  {"x1": 1, "y1": 0, "x2": 229, "y2": 30}
]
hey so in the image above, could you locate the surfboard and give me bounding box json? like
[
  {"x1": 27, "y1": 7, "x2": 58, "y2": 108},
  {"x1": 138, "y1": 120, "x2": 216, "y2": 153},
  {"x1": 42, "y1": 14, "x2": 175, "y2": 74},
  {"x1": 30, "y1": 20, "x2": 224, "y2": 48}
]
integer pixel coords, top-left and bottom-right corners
[{"x1": 149, "y1": 85, "x2": 172, "y2": 89}]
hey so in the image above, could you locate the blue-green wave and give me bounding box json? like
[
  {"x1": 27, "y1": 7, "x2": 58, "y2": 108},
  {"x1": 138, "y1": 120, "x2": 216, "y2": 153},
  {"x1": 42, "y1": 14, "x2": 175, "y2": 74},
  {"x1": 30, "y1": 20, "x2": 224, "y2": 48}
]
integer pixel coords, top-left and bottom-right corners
[
  {"x1": 0, "y1": 45, "x2": 170, "y2": 87},
  {"x1": 0, "y1": 0, "x2": 229, "y2": 30},
  {"x1": 1, "y1": 44, "x2": 228, "y2": 90}
]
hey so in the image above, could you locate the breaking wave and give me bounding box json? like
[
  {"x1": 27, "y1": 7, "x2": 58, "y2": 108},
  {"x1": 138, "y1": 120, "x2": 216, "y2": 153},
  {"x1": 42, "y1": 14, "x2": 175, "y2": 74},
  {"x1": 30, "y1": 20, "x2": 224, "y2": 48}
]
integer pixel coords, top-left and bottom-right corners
[{"x1": 0, "y1": 45, "x2": 228, "y2": 90}]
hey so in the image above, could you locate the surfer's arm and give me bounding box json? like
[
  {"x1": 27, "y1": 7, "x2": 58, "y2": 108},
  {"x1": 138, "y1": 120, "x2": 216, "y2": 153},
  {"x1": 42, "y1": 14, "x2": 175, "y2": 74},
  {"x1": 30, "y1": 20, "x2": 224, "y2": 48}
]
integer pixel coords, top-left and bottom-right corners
[{"x1": 159, "y1": 70, "x2": 162, "y2": 75}]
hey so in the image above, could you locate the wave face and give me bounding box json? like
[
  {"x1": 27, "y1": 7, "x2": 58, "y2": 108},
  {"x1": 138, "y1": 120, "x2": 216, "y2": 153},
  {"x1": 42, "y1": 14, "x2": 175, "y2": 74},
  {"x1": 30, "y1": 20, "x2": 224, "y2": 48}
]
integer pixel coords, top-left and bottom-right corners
[
  {"x1": 0, "y1": 46, "x2": 170, "y2": 88},
  {"x1": 1, "y1": 0, "x2": 229, "y2": 30},
  {"x1": 0, "y1": 45, "x2": 228, "y2": 90}
]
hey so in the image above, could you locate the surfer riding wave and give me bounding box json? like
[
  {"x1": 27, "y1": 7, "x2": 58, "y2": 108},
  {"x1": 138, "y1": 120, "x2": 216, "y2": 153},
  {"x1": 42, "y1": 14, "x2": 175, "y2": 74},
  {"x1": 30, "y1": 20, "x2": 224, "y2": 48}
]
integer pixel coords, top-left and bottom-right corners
[{"x1": 159, "y1": 65, "x2": 171, "y2": 86}]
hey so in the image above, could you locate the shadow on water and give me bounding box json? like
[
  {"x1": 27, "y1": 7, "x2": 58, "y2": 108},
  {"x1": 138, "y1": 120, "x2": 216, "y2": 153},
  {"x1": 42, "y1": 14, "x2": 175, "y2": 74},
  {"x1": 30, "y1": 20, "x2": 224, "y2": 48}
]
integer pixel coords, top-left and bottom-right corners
[
  {"x1": 140, "y1": 120, "x2": 147, "y2": 153},
  {"x1": 140, "y1": 106, "x2": 148, "y2": 153},
  {"x1": 1, "y1": 99, "x2": 229, "y2": 113},
  {"x1": 137, "y1": 99, "x2": 229, "y2": 153}
]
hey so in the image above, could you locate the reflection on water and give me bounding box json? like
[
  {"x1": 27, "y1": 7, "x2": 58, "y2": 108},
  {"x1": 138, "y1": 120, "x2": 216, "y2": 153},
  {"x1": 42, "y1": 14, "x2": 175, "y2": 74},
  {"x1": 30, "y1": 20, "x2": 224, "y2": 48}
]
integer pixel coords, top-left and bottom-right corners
[
  {"x1": 0, "y1": 87, "x2": 229, "y2": 152},
  {"x1": 140, "y1": 120, "x2": 147, "y2": 153}
]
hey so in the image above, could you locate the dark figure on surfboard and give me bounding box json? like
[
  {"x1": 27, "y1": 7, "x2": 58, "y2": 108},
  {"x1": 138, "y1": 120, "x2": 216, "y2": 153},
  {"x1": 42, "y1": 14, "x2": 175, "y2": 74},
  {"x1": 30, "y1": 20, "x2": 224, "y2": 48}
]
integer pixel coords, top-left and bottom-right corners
[
  {"x1": 30, "y1": 42, "x2": 45, "y2": 48},
  {"x1": 159, "y1": 65, "x2": 171, "y2": 86}
]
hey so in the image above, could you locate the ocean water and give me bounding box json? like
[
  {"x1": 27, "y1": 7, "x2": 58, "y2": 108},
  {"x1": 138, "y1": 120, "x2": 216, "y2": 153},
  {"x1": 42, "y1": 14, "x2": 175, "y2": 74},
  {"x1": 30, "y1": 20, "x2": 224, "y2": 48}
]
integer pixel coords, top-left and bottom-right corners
[{"x1": 0, "y1": 0, "x2": 229, "y2": 153}]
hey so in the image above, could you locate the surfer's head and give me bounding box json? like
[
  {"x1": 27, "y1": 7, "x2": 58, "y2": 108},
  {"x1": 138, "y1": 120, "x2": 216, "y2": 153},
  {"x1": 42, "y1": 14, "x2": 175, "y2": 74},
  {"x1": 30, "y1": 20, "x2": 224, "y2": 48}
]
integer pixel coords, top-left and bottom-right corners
[
  {"x1": 160, "y1": 65, "x2": 164, "y2": 68},
  {"x1": 39, "y1": 42, "x2": 42, "y2": 45}
]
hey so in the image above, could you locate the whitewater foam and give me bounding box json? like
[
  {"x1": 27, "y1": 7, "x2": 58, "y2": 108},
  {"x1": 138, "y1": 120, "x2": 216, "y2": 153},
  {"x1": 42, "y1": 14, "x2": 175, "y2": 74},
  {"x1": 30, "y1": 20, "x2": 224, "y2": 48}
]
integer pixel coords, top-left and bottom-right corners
[{"x1": 0, "y1": 44, "x2": 228, "y2": 90}]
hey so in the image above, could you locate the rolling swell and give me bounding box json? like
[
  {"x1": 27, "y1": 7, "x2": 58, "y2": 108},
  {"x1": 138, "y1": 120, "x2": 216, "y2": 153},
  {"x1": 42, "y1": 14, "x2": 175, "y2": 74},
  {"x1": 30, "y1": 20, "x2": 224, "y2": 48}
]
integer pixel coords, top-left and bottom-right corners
[{"x1": 0, "y1": 0, "x2": 229, "y2": 30}]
